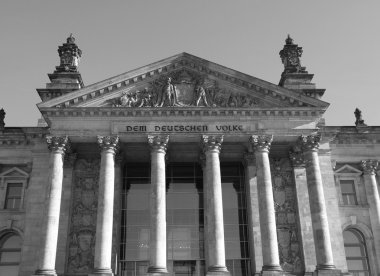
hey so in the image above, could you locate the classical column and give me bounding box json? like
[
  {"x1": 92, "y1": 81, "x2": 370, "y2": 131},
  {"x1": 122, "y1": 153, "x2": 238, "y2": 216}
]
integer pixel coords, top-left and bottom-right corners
[
  {"x1": 361, "y1": 160, "x2": 380, "y2": 267},
  {"x1": 90, "y1": 136, "x2": 119, "y2": 276},
  {"x1": 289, "y1": 151, "x2": 316, "y2": 275},
  {"x1": 33, "y1": 136, "x2": 70, "y2": 276},
  {"x1": 147, "y1": 135, "x2": 169, "y2": 275},
  {"x1": 202, "y1": 135, "x2": 230, "y2": 275},
  {"x1": 243, "y1": 152, "x2": 263, "y2": 275},
  {"x1": 249, "y1": 135, "x2": 283, "y2": 273},
  {"x1": 298, "y1": 134, "x2": 336, "y2": 271}
]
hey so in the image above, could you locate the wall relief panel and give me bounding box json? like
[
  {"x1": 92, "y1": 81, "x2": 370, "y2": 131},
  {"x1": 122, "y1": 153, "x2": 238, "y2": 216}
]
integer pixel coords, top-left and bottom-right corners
[
  {"x1": 106, "y1": 69, "x2": 264, "y2": 108},
  {"x1": 271, "y1": 158, "x2": 304, "y2": 274},
  {"x1": 66, "y1": 159, "x2": 100, "y2": 275}
]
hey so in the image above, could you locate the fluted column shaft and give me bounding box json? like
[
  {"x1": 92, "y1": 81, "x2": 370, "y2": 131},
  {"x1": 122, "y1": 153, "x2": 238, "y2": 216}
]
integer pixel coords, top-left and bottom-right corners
[
  {"x1": 202, "y1": 135, "x2": 229, "y2": 275},
  {"x1": 250, "y1": 135, "x2": 282, "y2": 272},
  {"x1": 299, "y1": 135, "x2": 335, "y2": 270},
  {"x1": 34, "y1": 136, "x2": 70, "y2": 276},
  {"x1": 91, "y1": 136, "x2": 119, "y2": 276},
  {"x1": 361, "y1": 160, "x2": 380, "y2": 269},
  {"x1": 148, "y1": 135, "x2": 169, "y2": 274}
]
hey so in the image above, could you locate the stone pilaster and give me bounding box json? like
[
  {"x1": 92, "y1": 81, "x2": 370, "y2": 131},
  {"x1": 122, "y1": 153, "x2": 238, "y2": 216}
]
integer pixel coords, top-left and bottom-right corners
[
  {"x1": 202, "y1": 135, "x2": 230, "y2": 275},
  {"x1": 289, "y1": 151, "x2": 316, "y2": 275},
  {"x1": 361, "y1": 160, "x2": 380, "y2": 273},
  {"x1": 243, "y1": 152, "x2": 263, "y2": 276},
  {"x1": 249, "y1": 135, "x2": 283, "y2": 274},
  {"x1": 298, "y1": 134, "x2": 339, "y2": 275},
  {"x1": 147, "y1": 135, "x2": 169, "y2": 275},
  {"x1": 90, "y1": 136, "x2": 119, "y2": 276},
  {"x1": 33, "y1": 136, "x2": 70, "y2": 276}
]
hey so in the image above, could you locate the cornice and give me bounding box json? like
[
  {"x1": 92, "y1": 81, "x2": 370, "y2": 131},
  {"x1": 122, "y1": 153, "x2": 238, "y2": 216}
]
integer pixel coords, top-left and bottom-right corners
[
  {"x1": 37, "y1": 53, "x2": 329, "y2": 110},
  {"x1": 40, "y1": 106, "x2": 325, "y2": 120}
]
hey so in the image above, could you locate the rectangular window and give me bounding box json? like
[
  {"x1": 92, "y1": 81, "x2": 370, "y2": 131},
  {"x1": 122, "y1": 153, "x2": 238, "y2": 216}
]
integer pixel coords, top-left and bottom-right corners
[
  {"x1": 4, "y1": 183, "x2": 23, "y2": 210},
  {"x1": 340, "y1": 180, "x2": 358, "y2": 205}
]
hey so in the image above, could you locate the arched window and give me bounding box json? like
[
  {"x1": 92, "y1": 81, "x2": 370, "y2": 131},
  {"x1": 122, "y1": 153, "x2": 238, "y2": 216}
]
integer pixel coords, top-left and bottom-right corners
[
  {"x1": 0, "y1": 233, "x2": 22, "y2": 276},
  {"x1": 343, "y1": 229, "x2": 370, "y2": 276}
]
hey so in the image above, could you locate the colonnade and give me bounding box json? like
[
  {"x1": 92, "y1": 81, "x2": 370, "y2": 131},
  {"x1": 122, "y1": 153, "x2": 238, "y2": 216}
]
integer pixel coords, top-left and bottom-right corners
[{"x1": 33, "y1": 133, "x2": 350, "y2": 276}]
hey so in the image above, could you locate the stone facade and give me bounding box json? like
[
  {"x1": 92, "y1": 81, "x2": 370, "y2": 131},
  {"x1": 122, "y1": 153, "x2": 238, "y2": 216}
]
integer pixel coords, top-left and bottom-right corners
[{"x1": 0, "y1": 35, "x2": 379, "y2": 276}]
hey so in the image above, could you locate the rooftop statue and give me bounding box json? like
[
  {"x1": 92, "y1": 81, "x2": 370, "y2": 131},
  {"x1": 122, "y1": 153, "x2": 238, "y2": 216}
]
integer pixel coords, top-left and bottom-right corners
[
  {"x1": 0, "y1": 108, "x2": 5, "y2": 130},
  {"x1": 354, "y1": 108, "x2": 367, "y2": 126}
]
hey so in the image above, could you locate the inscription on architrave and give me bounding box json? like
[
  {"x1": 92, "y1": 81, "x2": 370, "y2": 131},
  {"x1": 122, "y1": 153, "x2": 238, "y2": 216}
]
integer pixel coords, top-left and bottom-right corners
[
  {"x1": 67, "y1": 159, "x2": 100, "y2": 274},
  {"x1": 271, "y1": 158, "x2": 304, "y2": 274}
]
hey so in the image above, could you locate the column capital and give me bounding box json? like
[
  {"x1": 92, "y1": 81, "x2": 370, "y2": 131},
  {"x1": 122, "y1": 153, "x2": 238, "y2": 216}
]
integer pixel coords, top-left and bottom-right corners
[
  {"x1": 249, "y1": 135, "x2": 273, "y2": 153},
  {"x1": 289, "y1": 151, "x2": 305, "y2": 168},
  {"x1": 97, "y1": 136, "x2": 119, "y2": 154},
  {"x1": 46, "y1": 135, "x2": 71, "y2": 154},
  {"x1": 361, "y1": 160, "x2": 379, "y2": 175},
  {"x1": 298, "y1": 134, "x2": 320, "y2": 152},
  {"x1": 148, "y1": 135, "x2": 169, "y2": 153},
  {"x1": 202, "y1": 135, "x2": 223, "y2": 154},
  {"x1": 243, "y1": 152, "x2": 256, "y2": 167}
]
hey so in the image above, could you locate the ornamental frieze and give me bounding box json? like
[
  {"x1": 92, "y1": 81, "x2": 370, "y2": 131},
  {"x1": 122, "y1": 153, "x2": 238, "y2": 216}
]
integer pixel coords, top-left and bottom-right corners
[
  {"x1": 106, "y1": 69, "x2": 262, "y2": 108},
  {"x1": 67, "y1": 159, "x2": 100, "y2": 274}
]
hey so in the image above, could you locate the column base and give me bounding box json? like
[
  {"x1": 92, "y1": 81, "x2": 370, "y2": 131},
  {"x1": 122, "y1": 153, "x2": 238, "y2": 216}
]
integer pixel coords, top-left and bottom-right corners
[
  {"x1": 313, "y1": 267, "x2": 342, "y2": 276},
  {"x1": 206, "y1": 265, "x2": 230, "y2": 276},
  {"x1": 32, "y1": 269, "x2": 57, "y2": 276},
  {"x1": 88, "y1": 267, "x2": 114, "y2": 276},
  {"x1": 261, "y1": 265, "x2": 286, "y2": 276},
  {"x1": 147, "y1": 266, "x2": 169, "y2": 275}
]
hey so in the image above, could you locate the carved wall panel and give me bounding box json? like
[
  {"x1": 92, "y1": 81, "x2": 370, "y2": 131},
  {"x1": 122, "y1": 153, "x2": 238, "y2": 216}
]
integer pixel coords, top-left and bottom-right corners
[
  {"x1": 106, "y1": 69, "x2": 265, "y2": 108},
  {"x1": 66, "y1": 159, "x2": 100, "y2": 275},
  {"x1": 271, "y1": 158, "x2": 304, "y2": 274}
]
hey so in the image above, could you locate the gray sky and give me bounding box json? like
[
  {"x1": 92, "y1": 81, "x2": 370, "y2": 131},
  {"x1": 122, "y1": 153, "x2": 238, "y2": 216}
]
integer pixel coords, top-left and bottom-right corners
[{"x1": 1, "y1": 0, "x2": 379, "y2": 127}]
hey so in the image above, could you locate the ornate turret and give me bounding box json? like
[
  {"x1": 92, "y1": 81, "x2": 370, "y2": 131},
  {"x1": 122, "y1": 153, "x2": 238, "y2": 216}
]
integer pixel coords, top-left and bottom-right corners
[
  {"x1": 36, "y1": 34, "x2": 84, "y2": 126},
  {"x1": 56, "y1": 34, "x2": 82, "y2": 73},
  {"x1": 36, "y1": 34, "x2": 84, "y2": 103},
  {"x1": 278, "y1": 35, "x2": 325, "y2": 100}
]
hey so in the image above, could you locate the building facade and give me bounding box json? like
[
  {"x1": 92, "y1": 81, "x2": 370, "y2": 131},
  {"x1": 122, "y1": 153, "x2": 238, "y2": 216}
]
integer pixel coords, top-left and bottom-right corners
[{"x1": 0, "y1": 35, "x2": 379, "y2": 276}]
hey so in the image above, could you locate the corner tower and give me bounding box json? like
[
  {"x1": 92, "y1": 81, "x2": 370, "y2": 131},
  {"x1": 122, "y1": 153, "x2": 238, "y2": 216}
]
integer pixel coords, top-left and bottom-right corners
[
  {"x1": 36, "y1": 34, "x2": 84, "y2": 102},
  {"x1": 279, "y1": 35, "x2": 325, "y2": 100}
]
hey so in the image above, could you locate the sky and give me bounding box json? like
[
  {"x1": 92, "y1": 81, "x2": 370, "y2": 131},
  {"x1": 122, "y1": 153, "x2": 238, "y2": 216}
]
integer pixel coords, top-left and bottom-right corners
[{"x1": 0, "y1": 0, "x2": 379, "y2": 127}]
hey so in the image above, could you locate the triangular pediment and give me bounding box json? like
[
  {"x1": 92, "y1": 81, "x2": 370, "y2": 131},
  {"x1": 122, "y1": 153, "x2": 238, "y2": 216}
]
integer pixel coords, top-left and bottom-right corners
[
  {"x1": 0, "y1": 167, "x2": 29, "y2": 178},
  {"x1": 38, "y1": 52, "x2": 329, "y2": 110},
  {"x1": 335, "y1": 164, "x2": 362, "y2": 175}
]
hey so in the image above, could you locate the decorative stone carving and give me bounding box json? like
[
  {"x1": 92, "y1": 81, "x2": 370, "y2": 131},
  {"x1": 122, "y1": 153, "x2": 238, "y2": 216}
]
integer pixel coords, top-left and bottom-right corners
[
  {"x1": 361, "y1": 160, "x2": 378, "y2": 175},
  {"x1": 67, "y1": 159, "x2": 100, "y2": 274},
  {"x1": 271, "y1": 158, "x2": 304, "y2": 274},
  {"x1": 148, "y1": 135, "x2": 169, "y2": 153},
  {"x1": 106, "y1": 69, "x2": 261, "y2": 108},
  {"x1": 64, "y1": 152, "x2": 78, "y2": 168},
  {"x1": 279, "y1": 35, "x2": 307, "y2": 74},
  {"x1": 46, "y1": 135, "x2": 71, "y2": 154},
  {"x1": 249, "y1": 135, "x2": 273, "y2": 152},
  {"x1": 289, "y1": 151, "x2": 305, "y2": 168},
  {"x1": 201, "y1": 135, "x2": 223, "y2": 153},
  {"x1": 297, "y1": 134, "x2": 320, "y2": 152}
]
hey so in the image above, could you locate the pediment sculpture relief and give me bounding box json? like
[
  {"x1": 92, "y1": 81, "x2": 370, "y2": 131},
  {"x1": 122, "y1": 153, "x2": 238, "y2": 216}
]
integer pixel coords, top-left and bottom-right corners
[{"x1": 107, "y1": 70, "x2": 261, "y2": 108}]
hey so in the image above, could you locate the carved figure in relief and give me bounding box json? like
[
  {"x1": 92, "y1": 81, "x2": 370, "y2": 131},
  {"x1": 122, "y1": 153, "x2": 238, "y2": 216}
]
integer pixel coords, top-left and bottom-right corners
[
  {"x1": 193, "y1": 80, "x2": 210, "y2": 107},
  {"x1": 68, "y1": 231, "x2": 94, "y2": 272},
  {"x1": 157, "y1": 77, "x2": 180, "y2": 107}
]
